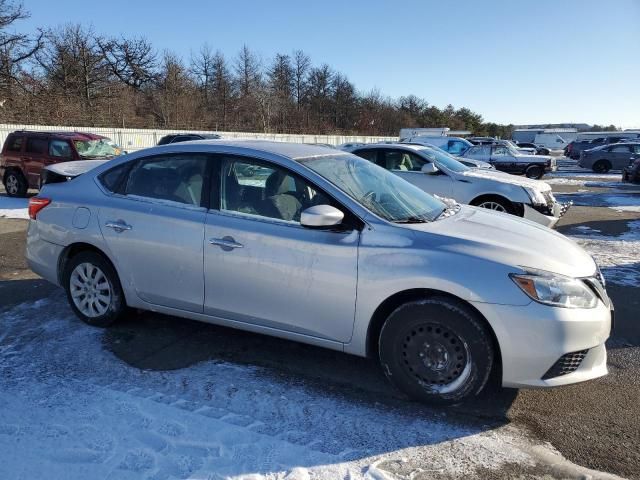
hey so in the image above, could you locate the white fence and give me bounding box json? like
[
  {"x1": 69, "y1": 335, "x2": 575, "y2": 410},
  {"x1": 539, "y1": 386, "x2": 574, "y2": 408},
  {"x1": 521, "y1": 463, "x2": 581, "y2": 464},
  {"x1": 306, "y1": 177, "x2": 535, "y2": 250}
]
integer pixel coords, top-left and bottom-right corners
[{"x1": 0, "y1": 123, "x2": 397, "y2": 152}]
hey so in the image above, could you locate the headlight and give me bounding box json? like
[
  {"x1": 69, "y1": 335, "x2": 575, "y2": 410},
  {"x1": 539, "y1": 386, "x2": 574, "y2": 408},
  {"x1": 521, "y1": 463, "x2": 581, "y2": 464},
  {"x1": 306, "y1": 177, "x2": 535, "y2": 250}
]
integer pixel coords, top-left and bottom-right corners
[
  {"x1": 522, "y1": 186, "x2": 547, "y2": 205},
  {"x1": 510, "y1": 269, "x2": 598, "y2": 308}
]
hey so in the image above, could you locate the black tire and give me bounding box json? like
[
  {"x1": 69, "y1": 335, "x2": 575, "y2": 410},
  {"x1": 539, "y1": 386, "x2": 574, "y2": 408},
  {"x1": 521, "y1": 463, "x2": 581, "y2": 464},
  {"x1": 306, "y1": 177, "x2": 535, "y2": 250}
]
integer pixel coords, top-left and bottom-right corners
[
  {"x1": 592, "y1": 160, "x2": 611, "y2": 173},
  {"x1": 525, "y1": 164, "x2": 544, "y2": 179},
  {"x1": 63, "y1": 251, "x2": 126, "y2": 327},
  {"x1": 378, "y1": 297, "x2": 495, "y2": 405},
  {"x1": 3, "y1": 170, "x2": 28, "y2": 197}
]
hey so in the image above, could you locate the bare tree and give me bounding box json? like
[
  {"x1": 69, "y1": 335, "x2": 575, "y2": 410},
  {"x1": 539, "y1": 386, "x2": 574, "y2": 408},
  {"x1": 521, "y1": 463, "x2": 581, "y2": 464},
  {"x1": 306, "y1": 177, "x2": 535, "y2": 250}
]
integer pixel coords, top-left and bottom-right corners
[
  {"x1": 98, "y1": 35, "x2": 156, "y2": 90},
  {"x1": 0, "y1": 0, "x2": 42, "y2": 106},
  {"x1": 292, "y1": 50, "x2": 310, "y2": 111},
  {"x1": 190, "y1": 43, "x2": 215, "y2": 105}
]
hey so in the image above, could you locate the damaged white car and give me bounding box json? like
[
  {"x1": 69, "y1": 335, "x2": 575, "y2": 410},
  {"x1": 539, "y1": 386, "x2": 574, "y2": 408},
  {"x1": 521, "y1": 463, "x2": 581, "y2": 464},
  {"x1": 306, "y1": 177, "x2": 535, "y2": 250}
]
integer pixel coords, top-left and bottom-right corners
[{"x1": 349, "y1": 143, "x2": 569, "y2": 228}]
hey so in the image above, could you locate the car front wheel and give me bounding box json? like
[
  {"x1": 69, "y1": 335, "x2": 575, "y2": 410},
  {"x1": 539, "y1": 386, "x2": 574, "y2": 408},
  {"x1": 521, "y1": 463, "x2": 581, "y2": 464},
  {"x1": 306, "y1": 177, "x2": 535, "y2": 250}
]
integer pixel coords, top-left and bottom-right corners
[
  {"x1": 3, "y1": 171, "x2": 28, "y2": 197},
  {"x1": 64, "y1": 251, "x2": 126, "y2": 327},
  {"x1": 378, "y1": 297, "x2": 495, "y2": 405}
]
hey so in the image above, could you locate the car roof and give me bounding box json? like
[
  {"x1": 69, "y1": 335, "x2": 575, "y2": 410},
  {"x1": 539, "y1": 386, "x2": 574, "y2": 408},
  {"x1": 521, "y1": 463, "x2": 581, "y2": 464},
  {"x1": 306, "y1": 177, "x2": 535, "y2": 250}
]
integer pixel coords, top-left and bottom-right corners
[
  {"x1": 351, "y1": 142, "x2": 432, "y2": 152},
  {"x1": 153, "y1": 139, "x2": 348, "y2": 160},
  {"x1": 11, "y1": 130, "x2": 106, "y2": 141}
]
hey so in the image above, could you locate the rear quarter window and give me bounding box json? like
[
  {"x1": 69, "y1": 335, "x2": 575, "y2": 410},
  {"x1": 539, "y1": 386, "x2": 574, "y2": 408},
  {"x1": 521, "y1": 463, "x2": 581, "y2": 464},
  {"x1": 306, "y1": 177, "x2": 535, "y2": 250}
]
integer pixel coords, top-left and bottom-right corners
[
  {"x1": 5, "y1": 135, "x2": 24, "y2": 152},
  {"x1": 98, "y1": 163, "x2": 131, "y2": 193}
]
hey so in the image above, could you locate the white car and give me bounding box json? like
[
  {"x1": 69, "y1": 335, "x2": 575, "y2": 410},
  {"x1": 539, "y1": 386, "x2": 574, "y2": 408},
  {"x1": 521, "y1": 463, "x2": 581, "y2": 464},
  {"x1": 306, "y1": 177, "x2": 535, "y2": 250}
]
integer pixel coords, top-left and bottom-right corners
[{"x1": 348, "y1": 143, "x2": 569, "y2": 228}]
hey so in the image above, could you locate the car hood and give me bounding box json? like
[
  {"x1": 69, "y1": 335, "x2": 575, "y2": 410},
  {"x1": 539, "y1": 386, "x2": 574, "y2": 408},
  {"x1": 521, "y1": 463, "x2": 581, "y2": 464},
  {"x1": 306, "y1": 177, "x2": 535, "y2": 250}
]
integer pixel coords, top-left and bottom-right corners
[
  {"x1": 406, "y1": 206, "x2": 596, "y2": 278},
  {"x1": 455, "y1": 167, "x2": 552, "y2": 191}
]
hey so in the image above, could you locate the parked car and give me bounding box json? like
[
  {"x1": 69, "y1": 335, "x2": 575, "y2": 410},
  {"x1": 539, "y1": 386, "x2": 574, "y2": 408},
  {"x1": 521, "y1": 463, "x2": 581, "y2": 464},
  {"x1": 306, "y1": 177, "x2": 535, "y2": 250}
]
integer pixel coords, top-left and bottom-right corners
[
  {"x1": 26, "y1": 141, "x2": 611, "y2": 404},
  {"x1": 579, "y1": 142, "x2": 640, "y2": 173},
  {"x1": 467, "y1": 137, "x2": 536, "y2": 155},
  {"x1": 515, "y1": 142, "x2": 551, "y2": 156},
  {"x1": 337, "y1": 142, "x2": 368, "y2": 152},
  {"x1": 460, "y1": 143, "x2": 555, "y2": 179},
  {"x1": 0, "y1": 130, "x2": 122, "y2": 197},
  {"x1": 402, "y1": 136, "x2": 473, "y2": 155},
  {"x1": 349, "y1": 143, "x2": 568, "y2": 227},
  {"x1": 532, "y1": 133, "x2": 570, "y2": 150},
  {"x1": 622, "y1": 156, "x2": 640, "y2": 183},
  {"x1": 565, "y1": 136, "x2": 633, "y2": 160},
  {"x1": 157, "y1": 133, "x2": 221, "y2": 145}
]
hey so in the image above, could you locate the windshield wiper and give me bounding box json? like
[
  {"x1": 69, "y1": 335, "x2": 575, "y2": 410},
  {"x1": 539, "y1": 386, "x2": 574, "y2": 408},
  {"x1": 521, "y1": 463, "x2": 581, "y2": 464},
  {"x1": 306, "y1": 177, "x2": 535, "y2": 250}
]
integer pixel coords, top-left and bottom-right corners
[{"x1": 393, "y1": 216, "x2": 428, "y2": 224}]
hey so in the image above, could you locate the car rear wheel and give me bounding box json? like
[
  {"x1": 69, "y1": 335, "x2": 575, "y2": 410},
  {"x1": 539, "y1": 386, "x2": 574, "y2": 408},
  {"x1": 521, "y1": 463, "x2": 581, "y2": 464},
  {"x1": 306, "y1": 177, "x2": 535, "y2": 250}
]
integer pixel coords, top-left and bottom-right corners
[
  {"x1": 64, "y1": 251, "x2": 126, "y2": 327},
  {"x1": 592, "y1": 160, "x2": 611, "y2": 173},
  {"x1": 525, "y1": 165, "x2": 544, "y2": 179},
  {"x1": 378, "y1": 297, "x2": 495, "y2": 405},
  {"x1": 3, "y1": 170, "x2": 28, "y2": 197}
]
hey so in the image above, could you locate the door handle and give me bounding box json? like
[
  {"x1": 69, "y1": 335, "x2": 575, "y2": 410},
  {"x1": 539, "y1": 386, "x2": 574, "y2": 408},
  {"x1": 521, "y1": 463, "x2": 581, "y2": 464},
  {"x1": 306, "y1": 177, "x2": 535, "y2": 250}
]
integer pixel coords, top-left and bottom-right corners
[
  {"x1": 105, "y1": 220, "x2": 132, "y2": 233},
  {"x1": 209, "y1": 236, "x2": 243, "y2": 250}
]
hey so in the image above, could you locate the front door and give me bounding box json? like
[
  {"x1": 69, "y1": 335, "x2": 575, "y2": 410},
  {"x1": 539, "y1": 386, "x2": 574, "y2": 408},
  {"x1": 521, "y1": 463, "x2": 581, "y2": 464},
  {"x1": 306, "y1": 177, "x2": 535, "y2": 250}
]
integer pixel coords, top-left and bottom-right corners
[
  {"x1": 490, "y1": 145, "x2": 519, "y2": 173},
  {"x1": 378, "y1": 148, "x2": 453, "y2": 198},
  {"x1": 609, "y1": 145, "x2": 633, "y2": 170},
  {"x1": 203, "y1": 155, "x2": 359, "y2": 342},
  {"x1": 98, "y1": 153, "x2": 210, "y2": 312}
]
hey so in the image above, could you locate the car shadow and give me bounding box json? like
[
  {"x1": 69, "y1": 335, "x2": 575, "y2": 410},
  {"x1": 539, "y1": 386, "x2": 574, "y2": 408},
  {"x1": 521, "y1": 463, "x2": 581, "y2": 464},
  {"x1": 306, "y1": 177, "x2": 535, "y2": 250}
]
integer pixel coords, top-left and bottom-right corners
[{"x1": 103, "y1": 307, "x2": 519, "y2": 422}]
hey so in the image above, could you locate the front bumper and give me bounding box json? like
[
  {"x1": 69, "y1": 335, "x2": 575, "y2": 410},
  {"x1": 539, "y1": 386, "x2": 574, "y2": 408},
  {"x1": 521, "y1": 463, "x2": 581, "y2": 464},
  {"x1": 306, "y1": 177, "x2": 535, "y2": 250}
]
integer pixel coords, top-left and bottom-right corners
[
  {"x1": 471, "y1": 298, "x2": 612, "y2": 388},
  {"x1": 523, "y1": 200, "x2": 572, "y2": 228}
]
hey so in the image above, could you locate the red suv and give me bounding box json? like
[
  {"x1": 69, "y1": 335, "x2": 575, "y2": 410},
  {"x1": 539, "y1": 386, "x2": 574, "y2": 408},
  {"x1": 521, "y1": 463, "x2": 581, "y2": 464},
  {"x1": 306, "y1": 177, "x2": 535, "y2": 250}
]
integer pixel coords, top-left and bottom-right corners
[{"x1": 0, "y1": 130, "x2": 121, "y2": 197}]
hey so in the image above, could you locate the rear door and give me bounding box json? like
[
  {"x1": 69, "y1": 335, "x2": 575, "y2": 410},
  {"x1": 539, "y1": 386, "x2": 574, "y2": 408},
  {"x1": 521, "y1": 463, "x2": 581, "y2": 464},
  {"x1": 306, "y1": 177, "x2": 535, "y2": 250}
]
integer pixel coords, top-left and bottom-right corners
[
  {"x1": 98, "y1": 153, "x2": 210, "y2": 312},
  {"x1": 608, "y1": 145, "x2": 633, "y2": 170},
  {"x1": 203, "y1": 154, "x2": 359, "y2": 342},
  {"x1": 23, "y1": 136, "x2": 49, "y2": 188}
]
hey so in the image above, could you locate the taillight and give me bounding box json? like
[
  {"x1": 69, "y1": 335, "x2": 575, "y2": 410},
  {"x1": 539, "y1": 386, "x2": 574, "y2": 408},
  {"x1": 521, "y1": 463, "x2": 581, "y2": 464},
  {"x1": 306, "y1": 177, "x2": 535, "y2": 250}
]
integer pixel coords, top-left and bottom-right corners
[{"x1": 28, "y1": 197, "x2": 51, "y2": 219}]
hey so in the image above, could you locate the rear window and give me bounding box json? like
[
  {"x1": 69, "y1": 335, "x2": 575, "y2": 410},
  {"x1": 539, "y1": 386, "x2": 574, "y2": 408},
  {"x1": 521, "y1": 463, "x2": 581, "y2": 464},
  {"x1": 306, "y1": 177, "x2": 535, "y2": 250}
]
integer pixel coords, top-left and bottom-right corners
[
  {"x1": 5, "y1": 135, "x2": 24, "y2": 152},
  {"x1": 26, "y1": 137, "x2": 48, "y2": 154}
]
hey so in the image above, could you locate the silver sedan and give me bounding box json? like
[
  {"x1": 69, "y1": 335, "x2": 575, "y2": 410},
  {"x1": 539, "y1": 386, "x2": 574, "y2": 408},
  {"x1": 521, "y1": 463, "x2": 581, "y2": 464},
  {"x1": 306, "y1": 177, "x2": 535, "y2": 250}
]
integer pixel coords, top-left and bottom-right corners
[{"x1": 26, "y1": 141, "x2": 612, "y2": 404}]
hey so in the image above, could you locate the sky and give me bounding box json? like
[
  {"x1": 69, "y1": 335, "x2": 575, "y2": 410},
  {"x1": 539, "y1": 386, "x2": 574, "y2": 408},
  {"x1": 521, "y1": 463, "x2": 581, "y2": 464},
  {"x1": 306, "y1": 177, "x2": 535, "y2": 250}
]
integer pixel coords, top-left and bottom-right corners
[{"x1": 15, "y1": 0, "x2": 640, "y2": 128}]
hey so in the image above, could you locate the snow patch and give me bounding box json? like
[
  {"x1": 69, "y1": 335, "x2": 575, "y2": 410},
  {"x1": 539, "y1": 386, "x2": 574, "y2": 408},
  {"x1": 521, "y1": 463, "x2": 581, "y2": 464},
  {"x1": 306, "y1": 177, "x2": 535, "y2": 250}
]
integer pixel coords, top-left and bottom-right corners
[
  {"x1": 0, "y1": 295, "x2": 553, "y2": 479},
  {"x1": 568, "y1": 220, "x2": 640, "y2": 287},
  {"x1": 0, "y1": 195, "x2": 29, "y2": 219}
]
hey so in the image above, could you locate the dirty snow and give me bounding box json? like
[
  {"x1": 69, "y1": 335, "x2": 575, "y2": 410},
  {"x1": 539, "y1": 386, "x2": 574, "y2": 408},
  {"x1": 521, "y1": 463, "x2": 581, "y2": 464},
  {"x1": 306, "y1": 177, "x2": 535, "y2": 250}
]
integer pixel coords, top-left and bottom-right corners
[
  {"x1": 0, "y1": 295, "x2": 602, "y2": 480},
  {"x1": 568, "y1": 220, "x2": 640, "y2": 287},
  {"x1": 0, "y1": 195, "x2": 28, "y2": 219}
]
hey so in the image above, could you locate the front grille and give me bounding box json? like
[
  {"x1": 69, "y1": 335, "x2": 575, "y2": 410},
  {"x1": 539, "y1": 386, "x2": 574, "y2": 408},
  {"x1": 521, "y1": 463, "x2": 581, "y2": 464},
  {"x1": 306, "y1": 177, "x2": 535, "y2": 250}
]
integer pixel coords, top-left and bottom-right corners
[{"x1": 542, "y1": 349, "x2": 589, "y2": 380}]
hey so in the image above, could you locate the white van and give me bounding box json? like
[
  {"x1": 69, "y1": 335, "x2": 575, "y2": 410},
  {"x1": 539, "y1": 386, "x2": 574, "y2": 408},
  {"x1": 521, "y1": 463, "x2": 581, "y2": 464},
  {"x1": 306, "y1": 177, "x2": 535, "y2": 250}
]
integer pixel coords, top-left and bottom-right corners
[
  {"x1": 533, "y1": 133, "x2": 569, "y2": 150},
  {"x1": 404, "y1": 136, "x2": 473, "y2": 155}
]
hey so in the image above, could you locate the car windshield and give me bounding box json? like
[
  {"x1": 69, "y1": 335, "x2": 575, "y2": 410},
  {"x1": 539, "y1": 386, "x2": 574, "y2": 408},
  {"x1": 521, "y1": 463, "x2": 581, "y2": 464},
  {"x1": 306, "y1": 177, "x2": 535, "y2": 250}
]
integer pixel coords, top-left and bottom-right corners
[
  {"x1": 73, "y1": 138, "x2": 120, "y2": 158},
  {"x1": 301, "y1": 154, "x2": 447, "y2": 223},
  {"x1": 416, "y1": 147, "x2": 469, "y2": 172}
]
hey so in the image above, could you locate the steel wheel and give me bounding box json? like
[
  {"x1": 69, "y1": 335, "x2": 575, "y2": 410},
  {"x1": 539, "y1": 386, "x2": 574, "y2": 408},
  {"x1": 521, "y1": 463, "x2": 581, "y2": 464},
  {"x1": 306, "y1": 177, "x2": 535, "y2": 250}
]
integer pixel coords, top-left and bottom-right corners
[
  {"x1": 5, "y1": 174, "x2": 19, "y2": 195},
  {"x1": 401, "y1": 323, "x2": 472, "y2": 394},
  {"x1": 69, "y1": 262, "x2": 112, "y2": 318},
  {"x1": 478, "y1": 201, "x2": 507, "y2": 212}
]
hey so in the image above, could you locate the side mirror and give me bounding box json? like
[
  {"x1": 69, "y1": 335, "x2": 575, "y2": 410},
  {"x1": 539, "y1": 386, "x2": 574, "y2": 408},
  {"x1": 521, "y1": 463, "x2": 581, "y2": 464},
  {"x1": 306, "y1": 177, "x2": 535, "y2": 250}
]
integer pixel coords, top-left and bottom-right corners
[
  {"x1": 421, "y1": 163, "x2": 439, "y2": 174},
  {"x1": 300, "y1": 205, "x2": 344, "y2": 228}
]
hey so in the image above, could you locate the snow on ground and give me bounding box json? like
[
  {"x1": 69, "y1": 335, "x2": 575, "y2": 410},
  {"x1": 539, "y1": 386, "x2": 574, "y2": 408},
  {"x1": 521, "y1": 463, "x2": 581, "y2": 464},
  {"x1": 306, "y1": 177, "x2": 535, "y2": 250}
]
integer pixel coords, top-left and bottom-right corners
[
  {"x1": 0, "y1": 195, "x2": 28, "y2": 219},
  {"x1": 568, "y1": 220, "x2": 640, "y2": 287},
  {"x1": 0, "y1": 296, "x2": 577, "y2": 480}
]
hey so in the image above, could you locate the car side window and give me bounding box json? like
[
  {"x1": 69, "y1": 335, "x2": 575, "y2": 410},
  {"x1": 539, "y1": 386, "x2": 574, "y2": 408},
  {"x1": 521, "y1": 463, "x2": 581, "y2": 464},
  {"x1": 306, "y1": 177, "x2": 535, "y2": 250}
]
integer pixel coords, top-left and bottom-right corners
[
  {"x1": 6, "y1": 135, "x2": 23, "y2": 152},
  {"x1": 380, "y1": 149, "x2": 427, "y2": 172},
  {"x1": 611, "y1": 145, "x2": 631, "y2": 153},
  {"x1": 49, "y1": 140, "x2": 73, "y2": 158},
  {"x1": 352, "y1": 149, "x2": 378, "y2": 163},
  {"x1": 26, "y1": 137, "x2": 48, "y2": 154},
  {"x1": 492, "y1": 146, "x2": 510, "y2": 156},
  {"x1": 124, "y1": 154, "x2": 209, "y2": 206},
  {"x1": 220, "y1": 157, "x2": 331, "y2": 224},
  {"x1": 632, "y1": 145, "x2": 640, "y2": 154},
  {"x1": 447, "y1": 140, "x2": 467, "y2": 155}
]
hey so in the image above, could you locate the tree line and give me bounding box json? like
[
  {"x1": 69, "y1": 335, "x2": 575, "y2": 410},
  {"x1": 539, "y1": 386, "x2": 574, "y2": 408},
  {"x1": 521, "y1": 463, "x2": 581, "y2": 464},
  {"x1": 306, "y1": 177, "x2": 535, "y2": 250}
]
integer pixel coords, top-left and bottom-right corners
[{"x1": 0, "y1": 1, "x2": 514, "y2": 137}]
